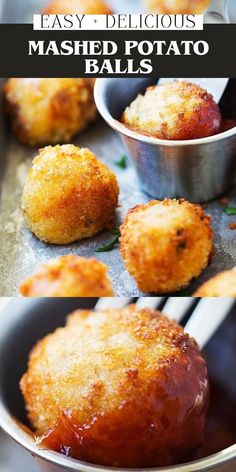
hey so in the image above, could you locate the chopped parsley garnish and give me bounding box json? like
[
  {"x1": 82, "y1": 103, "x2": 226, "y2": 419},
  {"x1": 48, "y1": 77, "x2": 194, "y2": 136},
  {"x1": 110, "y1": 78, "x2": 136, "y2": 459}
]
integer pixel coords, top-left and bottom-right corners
[
  {"x1": 115, "y1": 155, "x2": 128, "y2": 169},
  {"x1": 224, "y1": 207, "x2": 236, "y2": 216},
  {"x1": 95, "y1": 230, "x2": 121, "y2": 252}
]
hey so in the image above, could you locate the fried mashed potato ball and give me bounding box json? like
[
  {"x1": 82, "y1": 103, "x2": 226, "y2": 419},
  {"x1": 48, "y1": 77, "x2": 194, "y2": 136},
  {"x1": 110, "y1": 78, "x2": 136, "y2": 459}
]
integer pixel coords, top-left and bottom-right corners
[
  {"x1": 194, "y1": 268, "x2": 236, "y2": 297},
  {"x1": 22, "y1": 144, "x2": 119, "y2": 244},
  {"x1": 122, "y1": 81, "x2": 221, "y2": 141},
  {"x1": 4, "y1": 78, "x2": 96, "y2": 146},
  {"x1": 44, "y1": 0, "x2": 113, "y2": 14},
  {"x1": 143, "y1": 0, "x2": 210, "y2": 14},
  {"x1": 20, "y1": 306, "x2": 209, "y2": 467},
  {"x1": 19, "y1": 255, "x2": 114, "y2": 297},
  {"x1": 120, "y1": 199, "x2": 213, "y2": 293}
]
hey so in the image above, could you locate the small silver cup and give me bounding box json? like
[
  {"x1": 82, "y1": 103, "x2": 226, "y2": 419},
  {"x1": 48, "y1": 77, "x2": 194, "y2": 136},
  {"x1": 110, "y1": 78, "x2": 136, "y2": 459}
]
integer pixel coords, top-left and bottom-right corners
[
  {"x1": 0, "y1": 299, "x2": 236, "y2": 472},
  {"x1": 94, "y1": 78, "x2": 236, "y2": 203}
]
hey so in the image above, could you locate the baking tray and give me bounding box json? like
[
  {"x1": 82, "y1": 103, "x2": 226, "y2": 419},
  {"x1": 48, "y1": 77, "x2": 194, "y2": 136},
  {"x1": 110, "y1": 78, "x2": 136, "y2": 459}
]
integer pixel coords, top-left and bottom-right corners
[{"x1": 0, "y1": 0, "x2": 236, "y2": 297}]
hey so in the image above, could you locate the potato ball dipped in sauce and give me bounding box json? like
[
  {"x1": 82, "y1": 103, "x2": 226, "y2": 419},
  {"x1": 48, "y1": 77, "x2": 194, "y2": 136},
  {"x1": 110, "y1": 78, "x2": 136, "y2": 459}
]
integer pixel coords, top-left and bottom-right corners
[
  {"x1": 195, "y1": 268, "x2": 236, "y2": 297},
  {"x1": 19, "y1": 255, "x2": 114, "y2": 297},
  {"x1": 122, "y1": 81, "x2": 222, "y2": 141},
  {"x1": 4, "y1": 78, "x2": 96, "y2": 146},
  {"x1": 120, "y1": 199, "x2": 213, "y2": 293},
  {"x1": 43, "y1": 0, "x2": 113, "y2": 14},
  {"x1": 143, "y1": 0, "x2": 210, "y2": 14},
  {"x1": 20, "y1": 306, "x2": 209, "y2": 468},
  {"x1": 22, "y1": 144, "x2": 119, "y2": 244}
]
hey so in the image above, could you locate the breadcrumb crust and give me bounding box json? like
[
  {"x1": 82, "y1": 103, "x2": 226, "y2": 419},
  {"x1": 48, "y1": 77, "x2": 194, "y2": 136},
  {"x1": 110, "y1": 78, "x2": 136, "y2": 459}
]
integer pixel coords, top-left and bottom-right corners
[
  {"x1": 120, "y1": 198, "x2": 213, "y2": 293},
  {"x1": 195, "y1": 268, "x2": 236, "y2": 296},
  {"x1": 19, "y1": 255, "x2": 114, "y2": 297},
  {"x1": 122, "y1": 81, "x2": 221, "y2": 140},
  {"x1": 22, "y1": 144, "x2": 119, "y2": 244},
  {"x1": 4, "y1": 78, "x2": 96, "y2": 146},
  {"x1": 20, "y1": 306, "x2": 209, "y2": 467}
]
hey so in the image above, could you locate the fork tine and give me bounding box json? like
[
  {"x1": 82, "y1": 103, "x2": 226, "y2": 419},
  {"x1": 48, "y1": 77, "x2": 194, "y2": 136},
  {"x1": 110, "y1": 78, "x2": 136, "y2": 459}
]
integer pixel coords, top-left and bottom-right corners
[
  {"x1": 162, "y1": 297, "x2": 194, "y2": 321},
  {"x1": 185, "y1": 298, "x2": 235, "y2": 349},
  {"x1": 136, "y1": 297, "x2": 164, "y2": 309},
  {"x1": 95, "y1": 297, "x2": 132, "y2": 310}
]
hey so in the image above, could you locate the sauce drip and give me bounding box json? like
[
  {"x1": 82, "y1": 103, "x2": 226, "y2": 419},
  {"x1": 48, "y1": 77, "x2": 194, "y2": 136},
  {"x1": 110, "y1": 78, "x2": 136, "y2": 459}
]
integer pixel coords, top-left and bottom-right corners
[{"x1": 39, "y1": 376, "x2": 236, "y2": 467}]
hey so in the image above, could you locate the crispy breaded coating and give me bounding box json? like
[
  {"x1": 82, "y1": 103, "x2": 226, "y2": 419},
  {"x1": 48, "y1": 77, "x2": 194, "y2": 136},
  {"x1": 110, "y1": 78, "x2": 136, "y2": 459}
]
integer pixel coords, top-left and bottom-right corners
[
  {"x1": 143, "y1": 0, "x2": 210, "y2": 14},
  {"x1": 44, "y1": 0, "x2": 113, "y2": 14},
  {"x1": 122, "y1": 81, "x2": 221, "y2": 140},
  {"x1": 120, "y1": 199, "x2": 213, "y2": 293},
  {"x1": 20, "y1": 306, "x2": 209, "y2": 467},
  {"x1": 19, "y1": 255, "x2": 114, "y2": 297},
  {"x1": 22, "y1": 144, "x2": 119, "y2": 244},
  {"x1": 4, "y1": 78, "x2": 96, "y2": 146},
  {"x1": 195, "y1": 268, "x2": 236, "y2": 297}
]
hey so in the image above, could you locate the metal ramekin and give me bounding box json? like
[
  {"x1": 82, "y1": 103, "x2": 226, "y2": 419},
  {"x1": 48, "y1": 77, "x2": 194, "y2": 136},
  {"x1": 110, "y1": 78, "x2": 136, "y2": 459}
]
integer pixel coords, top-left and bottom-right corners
[
  {"x1": 0, "y1": 298, "x2": 236, "y2": 472},
  {"x1": 94, "y1": 78, "x2": 236, "y2": 203}
]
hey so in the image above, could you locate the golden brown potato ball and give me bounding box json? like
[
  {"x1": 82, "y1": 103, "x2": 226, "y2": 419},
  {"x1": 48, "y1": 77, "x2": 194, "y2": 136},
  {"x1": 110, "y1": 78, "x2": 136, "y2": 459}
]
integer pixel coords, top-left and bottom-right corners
[
  {"x1": 194, "y1": 268, "x2": 236, "y2": 297},
  {"x1": 20, "y1": 305, "x2": 209, "y2": 468},
  {"x1": 43, "y1": 0, "x2": 113, "y2": 14},
  {"x1": 122, "y1": 81, "x2": 221, "y2": 141},
  {"x1": 143, "y1": 0, "x2": 210, "y2": 14},
  {"x1": 19, "y1": 255, "x2": 114, "y2": 297},
  {"x1": 22, "y1": 144, "x2": 119, "y2": 244},
  {"x1": 4, "y1": 78, "x2": 96, "y2": 146},
  {"x1": 120, "y1": 199, "x2": 213, "y2": 293}
]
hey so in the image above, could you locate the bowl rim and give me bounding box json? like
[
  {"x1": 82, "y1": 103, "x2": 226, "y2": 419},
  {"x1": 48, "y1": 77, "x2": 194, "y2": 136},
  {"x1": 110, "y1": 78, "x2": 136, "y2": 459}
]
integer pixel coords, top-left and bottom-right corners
[
  {"x1": 0, "y1": 406, "x2": 236, "y2": 472},
  {"x1": 94, "y1": 78, "x2": 236, "y2": 147}
]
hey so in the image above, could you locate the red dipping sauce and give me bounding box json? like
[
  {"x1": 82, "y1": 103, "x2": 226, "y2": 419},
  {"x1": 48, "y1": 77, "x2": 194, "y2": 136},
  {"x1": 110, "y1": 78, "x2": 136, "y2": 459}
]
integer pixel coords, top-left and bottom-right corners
[{"x1": 39, "y1": 373, "x2": 236, "y2": 467}]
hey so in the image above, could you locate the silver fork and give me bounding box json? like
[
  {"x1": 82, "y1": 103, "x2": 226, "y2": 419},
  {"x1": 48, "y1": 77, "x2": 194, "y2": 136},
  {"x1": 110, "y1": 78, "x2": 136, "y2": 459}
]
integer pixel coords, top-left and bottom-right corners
[
  {"x1": 95, "y1": 297, "x2": 235, "y2": 349},
  {"x1": 159, "y1": 0, "x2": 230, "y2": 102}
]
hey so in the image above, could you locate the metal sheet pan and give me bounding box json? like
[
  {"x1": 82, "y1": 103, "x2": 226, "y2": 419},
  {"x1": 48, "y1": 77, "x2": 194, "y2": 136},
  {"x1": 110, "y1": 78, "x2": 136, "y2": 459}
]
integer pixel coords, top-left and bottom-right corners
[{"x1": 0, "y1": 0, "x2": 236, "y2": 296}]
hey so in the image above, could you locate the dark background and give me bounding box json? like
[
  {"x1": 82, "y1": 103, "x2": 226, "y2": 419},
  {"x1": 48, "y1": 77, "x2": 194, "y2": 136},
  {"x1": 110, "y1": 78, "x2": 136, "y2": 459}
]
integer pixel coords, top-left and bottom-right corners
[{"x1": 0, "y1": 24, "x2": 235, "y2": 77}]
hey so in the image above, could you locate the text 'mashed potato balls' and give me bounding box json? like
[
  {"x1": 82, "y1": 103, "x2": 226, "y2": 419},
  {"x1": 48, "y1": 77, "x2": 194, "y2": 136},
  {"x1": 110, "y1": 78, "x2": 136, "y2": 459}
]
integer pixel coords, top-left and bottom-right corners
[
  {"x1": 143, "y1": 0, "x2": 210, "y2": 14},
  {"x1": 4, "y1": 78, "x2": 96, "y2": 146},
  {"x1": 19, "y1": 255, "x2": 114, "y2": 297},
  {"x1": 43, "y1": 0, "x2": 113, "y2": 14},
  {"x1": 20, "y1": 306, "x2": 209, "y2": 468},
  {"x1": 22, "y1": 144, "x2": 119, "y2": 244},
  {"x1": 120, "y1": 199, "x2": 213, "y2": 293},
  {"x1": 195, "y1": 268, "x2": 236, "y2": 297},
  {"x1": 122, "y1": 80, "x2": 222, "y2": 141}
]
